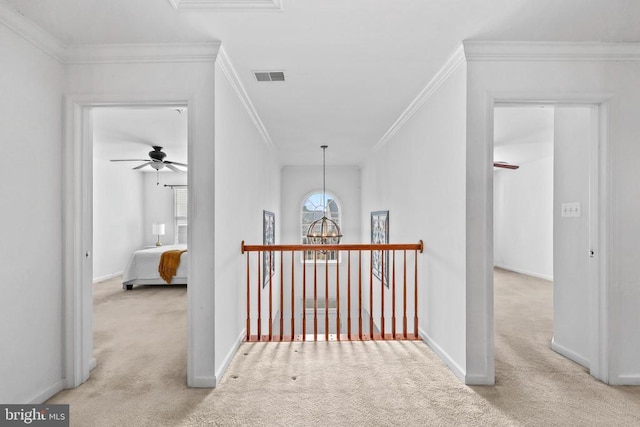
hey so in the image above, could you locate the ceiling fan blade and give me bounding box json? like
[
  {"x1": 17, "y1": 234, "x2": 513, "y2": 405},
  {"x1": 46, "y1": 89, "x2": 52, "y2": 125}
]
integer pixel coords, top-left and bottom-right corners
[
  {"x1": 165, "y1": 160, "x2": 188, "y2": 167},
  {"x1": 110, "y1": 159, "x2": 150, "y2": 162},
  {"x1": 133, "y1": 161, "x2": 152, "y2": 170},
  {"x1": 165, "y1": 164, "x2": 185, "y2": 173},
  {"x1": 493, "y1": 162, "x2": 519, "y2": 170}
]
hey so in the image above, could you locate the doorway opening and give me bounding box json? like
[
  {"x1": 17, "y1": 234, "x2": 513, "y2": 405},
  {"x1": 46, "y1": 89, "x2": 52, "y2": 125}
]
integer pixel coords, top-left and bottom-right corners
[
  {"x1": 492, "y1": 102, "x2": 604, "y2": 382},
  {"x1": 90, "y1": 105, "x2": 189, "y2": 386}
]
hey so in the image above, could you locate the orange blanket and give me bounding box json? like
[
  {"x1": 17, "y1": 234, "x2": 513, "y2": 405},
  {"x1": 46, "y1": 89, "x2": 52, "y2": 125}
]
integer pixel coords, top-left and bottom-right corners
[{"x1": 158, "y1": 249, "x2": 187, "y2": 284}]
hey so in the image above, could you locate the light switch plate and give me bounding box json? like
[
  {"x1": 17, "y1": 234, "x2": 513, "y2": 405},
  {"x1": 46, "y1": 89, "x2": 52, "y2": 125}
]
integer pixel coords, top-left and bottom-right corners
[{"x1": 561, "y1": 202, "x2": 581, "y2": 218}]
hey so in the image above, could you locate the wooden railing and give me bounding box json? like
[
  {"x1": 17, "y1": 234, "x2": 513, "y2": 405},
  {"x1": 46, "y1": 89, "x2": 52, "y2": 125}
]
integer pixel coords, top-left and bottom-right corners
[{"x1": 241, "y1": 241, "x2": 423, "y2": 342}]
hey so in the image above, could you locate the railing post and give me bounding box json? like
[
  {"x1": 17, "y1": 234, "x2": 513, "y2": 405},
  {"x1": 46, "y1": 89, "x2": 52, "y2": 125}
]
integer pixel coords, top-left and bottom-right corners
[
  {"x1": 246, "y1": 251, "x2": 250, "y2": 341},
  {"x1": 403, "y1": 250, "x2": 407, "y2": 339},
  {"x1": 303, "y1": 252, "x2": 307, "y2": 341},
  {"x1": 280, "y1": 250, "x2": 284, "y2": 342},
  {"x1": 336, "y1": 251, "x2": 340, "y2": 341},
  {"x1": 257, "y1": 251, "x2": 262, "y2": 341},
  {"x1": 313, "y1": 251, "x2": 318, "y2": 341},
  {"x1": 392, "y1": 250, "x2": 396, "y2": 339},
  {"x1": 370, "y1": 251, "x2": 374, "y2": 340},
  {"x1": 347, "y1": 251, "x2": 352, "y2": 340},
  {"x1": 414, "y1": 249, "x2": 419, "y2": 338},
  {"x1": 381, "y1": 249, "x2": 385, "y2": 339},
  {"x1": 291, "y1": 250, "x2": 295, "y2": 341},
  {"x1": 358, "y1": 250, "x2": 363, "y2": 340},
  {"x1": 325, "y1": 254, "x2": 329, "y2": 341},
  {"x1": 268, "y1": 251, "x2": 273, "y2": 341}
]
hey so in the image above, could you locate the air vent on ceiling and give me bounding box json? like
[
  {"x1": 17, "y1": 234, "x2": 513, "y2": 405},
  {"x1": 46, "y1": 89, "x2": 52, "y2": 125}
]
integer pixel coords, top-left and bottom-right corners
[{"x1": 254, "y1": 71, "x2": 285, "y2": 82}]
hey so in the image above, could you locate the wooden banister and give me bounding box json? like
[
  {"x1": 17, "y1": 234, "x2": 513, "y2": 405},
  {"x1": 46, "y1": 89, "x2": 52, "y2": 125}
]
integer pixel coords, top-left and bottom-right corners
[
  {"x1": 242, "y1": 241, "x2": 423, "y2": 343},
  {"x1": 242, "y1": 241, "x2": 424, "y2": 254}
]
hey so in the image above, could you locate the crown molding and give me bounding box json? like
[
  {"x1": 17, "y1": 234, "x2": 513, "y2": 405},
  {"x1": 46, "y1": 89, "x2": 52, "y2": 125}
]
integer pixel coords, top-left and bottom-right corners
[
  {"x1": 463, "y1": 41, "x2": 640, "y2": 62},
  {"x1": 65, "y1": 42, "x2": 221, "y2": 64},
  {"x1": 0, "y1": 0, "x2": 66, "y2": 61},
  {"x1": 0, "y1": 1, "x2": 221, "y2": 64},
  {"x1": 374, "y1": 44, "x2": 466, "y2": 152},
  {"x1": 168, "y1": 0, "x2": 283, "y2": 11},
  {"x1": 216, "y1": 46, "x2": 275, "y2": 150}
]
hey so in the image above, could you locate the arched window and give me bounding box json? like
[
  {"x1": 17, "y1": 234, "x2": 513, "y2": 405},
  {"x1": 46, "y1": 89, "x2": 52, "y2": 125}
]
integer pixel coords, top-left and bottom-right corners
[{"x1": 300, "y1": 191, "x2": 341, "y2": 261}]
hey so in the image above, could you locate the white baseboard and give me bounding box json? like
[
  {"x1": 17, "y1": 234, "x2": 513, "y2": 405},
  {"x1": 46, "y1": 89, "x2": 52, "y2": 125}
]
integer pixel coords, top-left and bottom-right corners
[
  {"x1": 418, "y1": 327, "x2": 466, "y2": 384},
  {"x1": 188, "y1": 376, "x2": 217, "y2": 388},
  {"x1": 214, "y1": 329, "x2": 246, "y2": 386},
  {"x1": 551, "y1": 338, "x2": 589, "y2": 368},
  {"x1": 494, "y1": 264, "x2": 553, "y2": 282},
  {"x1": 92, "y1": 272, "x2": 123, "y2": 284},
  {"x1": 27, "y1": 379, "x2": 65, "y2": 404},
  {"x1": 613, "y1": 375, "x2": 640, "y2": 385},
  {"x1": 465, "y1": 373, "x2": 495, "y2": 385},
  {"x1": 89, "y1": 357, "x2": 97, "y2": 371}
]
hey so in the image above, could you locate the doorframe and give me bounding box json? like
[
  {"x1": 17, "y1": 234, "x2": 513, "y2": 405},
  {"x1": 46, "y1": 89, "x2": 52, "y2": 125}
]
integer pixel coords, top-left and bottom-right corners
[
  {"x1": 487, "y1": 94, "x2": 610, "y2": 383},
  {"x1": 62, "y1": 94, "x2": 193, "y2": 388}
]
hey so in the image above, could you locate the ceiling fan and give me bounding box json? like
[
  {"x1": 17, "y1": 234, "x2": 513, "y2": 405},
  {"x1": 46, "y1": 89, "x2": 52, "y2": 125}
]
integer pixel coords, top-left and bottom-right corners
[
  {"x1": 493, "y1": 161, "x2": 519, "y2": 170},
  {"x1": 110, "y1": 146, "x2": 187, "y2": 172}
]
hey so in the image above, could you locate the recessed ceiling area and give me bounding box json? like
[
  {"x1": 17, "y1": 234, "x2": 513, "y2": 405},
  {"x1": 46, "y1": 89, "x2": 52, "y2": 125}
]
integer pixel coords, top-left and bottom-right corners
[{"x1": 6, "y1": 0, "x2": 640, "y2": 165}]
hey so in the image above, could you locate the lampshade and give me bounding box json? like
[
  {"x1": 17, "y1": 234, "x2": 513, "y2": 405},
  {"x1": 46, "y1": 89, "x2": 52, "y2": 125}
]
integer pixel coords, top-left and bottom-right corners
[
  {"x1": 306, "y1": 145, "x2": 342, "y2": 245},
  {"x1": 152, "y1": 223, "x2": 165, "y2": 236}
]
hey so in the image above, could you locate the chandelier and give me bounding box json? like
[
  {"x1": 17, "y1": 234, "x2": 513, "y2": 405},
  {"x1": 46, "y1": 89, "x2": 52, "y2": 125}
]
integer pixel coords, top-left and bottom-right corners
[{"x1": 306, "y1": 145, "x2": 342, "y2": 245}]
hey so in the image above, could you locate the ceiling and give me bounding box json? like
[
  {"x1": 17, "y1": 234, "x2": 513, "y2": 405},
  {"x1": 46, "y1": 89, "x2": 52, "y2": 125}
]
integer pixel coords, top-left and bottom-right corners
[
  {"x1": 494, "y1": 106, "x2": 554, "y2": 168},
  {"x1": 7, "y1": 0, "x2": 640, "y2": 166},
  {"x1": 93, "y1": 107, "x2": 188, "y2": 173}
]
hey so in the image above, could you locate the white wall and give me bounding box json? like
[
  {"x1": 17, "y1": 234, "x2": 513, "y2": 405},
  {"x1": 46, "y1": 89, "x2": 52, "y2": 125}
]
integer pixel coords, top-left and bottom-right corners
[
  {"x1": 0, "y1": 26, "x2": 65, "y2": 402},
  {"x1": 92, "y1": 147, "x2": 145, "y2": 282},
  {"x1": 361, "y1": 62, "x2": 468, "y2": 379},
  {"x1": 214, "y1": 59, "x2": 281, "y2": 380},
  {"x1": 494, "y1": 155, "x2": 554, "y2": 280},
  {"x1": 66, "y1": 56, "x2": 217, "y2": 387},
  {"x1": 280, "y1": 165, "x2": 361, "y2": 335},
  {"x1": 281, "y1": 166, "x2": 361, "y2": 245},
  {"x1": 465, "y1": 43, "x2": 640, "y2": 384},
  {"x1": 552, "y1": 107, "x2": 592, "y2": 367},
  {"x1": 142, "y1": 172, "x2": 188, "y2": 246}
]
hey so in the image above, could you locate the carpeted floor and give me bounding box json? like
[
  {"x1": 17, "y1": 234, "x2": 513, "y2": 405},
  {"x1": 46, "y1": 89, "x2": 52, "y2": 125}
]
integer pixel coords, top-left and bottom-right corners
[{"x1": 47, "y1": 269, "x2": 640, "y2": 426}]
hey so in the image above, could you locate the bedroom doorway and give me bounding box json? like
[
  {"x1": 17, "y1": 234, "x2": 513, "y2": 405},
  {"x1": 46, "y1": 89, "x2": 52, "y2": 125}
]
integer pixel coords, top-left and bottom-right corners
[
  {"x1": 62, "y1": 97, "x2": 196, "y2": 389},
  {"x1": 90, "y1": 105, "x2": 189, "y2": 387},
  {"x1": 492, "y1": 101, "x2": 607, "y2": 383}
]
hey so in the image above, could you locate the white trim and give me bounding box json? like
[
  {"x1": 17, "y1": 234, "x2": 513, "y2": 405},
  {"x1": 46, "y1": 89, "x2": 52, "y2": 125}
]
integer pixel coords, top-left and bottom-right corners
[
  {"x1": 0, "y1": 3, "x2": 221, "y2": 64},
  {"x1": 463, "y1": 40, "x2": 640, "y2": 61},
  {"x1": 66, "y1": 42, "x2": 220, "y2": 64},
  {"x1": 614, "y1": 375, "x2": 640, "y2": 386},
  {"x1": 373, "y1": 44, "x2": 466, "y2": 152},
  {"x1": 463, "y1": 41, "x2": 640, "y2": 62},
  {"x1": 0, "y1": 0, "x2": 66, "y2": 61},
  {"x1": 189, "y1": 376, "x2": 217, "y2": 388},
  {"x1": 214, "y1": 329, "x2": 246, "y2": 386},
  {"x1": 487, "y1": 95, "x2": 611, "y2": 386},
  {"x1": 418, "y1": 327, "x2": 466, "y2": 384},
  {"x1": 493, "y1": 264, "x2": 553, "y2": 282},
  {"x1": 26, "y1": 380, "x2": 65, "y2": 405},
  {"x1": 169, "y1": 0, "x2": 283, "y2": 11},
  {"x1": 89, "y1": 357, "x2": 97, "y2": 371},
  {"x1": 63, "y1": 95, "x2": 197, "y2": 391},
  {"x1": 551, "y1": 338, "x2": 589, "y2": 368},
  {"x1": 216, "y1": 46, "x2": 275, "y2": 150},
  {"x1": 92, "y1": 272, "x2": 123, "y2": 284}
]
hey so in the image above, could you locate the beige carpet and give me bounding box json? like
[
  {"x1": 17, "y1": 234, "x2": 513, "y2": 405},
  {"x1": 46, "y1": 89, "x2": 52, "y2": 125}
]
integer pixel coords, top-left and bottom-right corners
[{"x1": 47, "y1": 270, "x2": 640, "y2": 426}]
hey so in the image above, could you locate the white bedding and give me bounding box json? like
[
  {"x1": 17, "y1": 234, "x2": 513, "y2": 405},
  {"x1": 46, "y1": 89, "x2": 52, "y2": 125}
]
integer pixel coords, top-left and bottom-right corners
[{"x1": 122, "y1": 244, "x2": 188, "y2": 289}]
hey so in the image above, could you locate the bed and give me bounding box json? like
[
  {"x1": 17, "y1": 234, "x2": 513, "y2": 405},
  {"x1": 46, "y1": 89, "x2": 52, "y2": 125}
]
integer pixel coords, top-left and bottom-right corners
[{"x1": 122, "y1": 244, "x2": 188, "y2": 290}]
